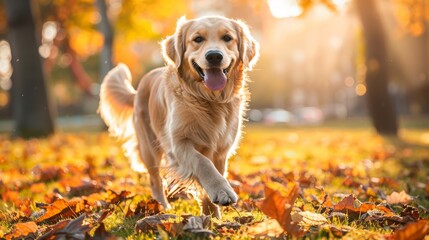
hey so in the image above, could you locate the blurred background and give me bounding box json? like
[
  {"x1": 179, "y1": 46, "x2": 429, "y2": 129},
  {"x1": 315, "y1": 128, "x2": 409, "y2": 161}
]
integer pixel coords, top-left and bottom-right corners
[{"x1": 0, "y1": 0, "x2": 428, "y2": 136}]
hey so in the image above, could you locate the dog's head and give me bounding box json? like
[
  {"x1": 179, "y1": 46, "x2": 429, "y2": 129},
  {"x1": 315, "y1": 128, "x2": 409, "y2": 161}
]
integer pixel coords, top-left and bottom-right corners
[{"x1": 162, "y1": 16, "x2": 259, "y2": 101}]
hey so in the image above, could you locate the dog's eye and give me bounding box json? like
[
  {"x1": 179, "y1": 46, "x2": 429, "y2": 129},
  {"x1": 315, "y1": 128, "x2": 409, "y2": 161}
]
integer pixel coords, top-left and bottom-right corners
[
  {"x1": 193, "y1": 36, "x2": 204, "y2": 43},
  {"x1": 222, "y1": 35, "x2": 232, "y2": 42}
]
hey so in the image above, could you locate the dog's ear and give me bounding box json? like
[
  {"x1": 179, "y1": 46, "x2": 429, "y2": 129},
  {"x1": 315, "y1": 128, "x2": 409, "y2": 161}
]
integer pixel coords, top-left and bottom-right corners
[
  {"x1": 234, "y1": 20, "x2": 260, "y2": 70},
  {"x1": 161, "y1": 17, "x2": 188, "y2": 68}
]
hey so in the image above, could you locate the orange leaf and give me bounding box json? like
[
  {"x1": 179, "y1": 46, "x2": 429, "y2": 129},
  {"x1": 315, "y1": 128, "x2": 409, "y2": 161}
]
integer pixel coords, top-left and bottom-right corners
[
  {"x1": 393, "y1": 219, "x2": 429, "y2": 240},
  {"x1": 333, "y1": 194, "x2": 376, "y2": 214},
  {"x1": 247, "y1": 218, "x2": 284, "y2": 238},
  {"x1": 255, "y1": 181, "x2": 304, "y2": 237},
  {"x1": 36, "y1": 199, "x2": 80, "y2": 223},
  {"x1": 333, "y1": 194, "x2": 356, "y2": 212},
  {"x1": 5, "y1": 222, "x2": 38, "y2": 240}
]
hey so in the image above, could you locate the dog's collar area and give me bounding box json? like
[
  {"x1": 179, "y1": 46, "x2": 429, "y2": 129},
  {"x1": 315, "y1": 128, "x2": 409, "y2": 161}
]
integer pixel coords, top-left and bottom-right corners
[{"x1": 192, "y1": 61, "x2": 230, "y2": 80}]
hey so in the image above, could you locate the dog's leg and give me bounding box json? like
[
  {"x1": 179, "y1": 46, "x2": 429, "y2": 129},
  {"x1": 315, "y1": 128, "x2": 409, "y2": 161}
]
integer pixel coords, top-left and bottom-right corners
[
  {"x1": 200, "y1": 149, "x2": 230, "y2": 218},
  {"x1": 173, "y1": 141, "x2": 237, "y2": 207},
  {"x1": 134, "y1": 111, "x2": 170, "y2": 208}
]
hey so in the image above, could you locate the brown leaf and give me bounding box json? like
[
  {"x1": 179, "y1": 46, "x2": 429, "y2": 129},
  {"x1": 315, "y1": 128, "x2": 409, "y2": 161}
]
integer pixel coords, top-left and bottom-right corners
[
  {"x1": 135, "y1": 214, "x2": 177, "y2": 233},
  {"x1": 333, "y1": 194, "x2": 376, "y2": 215},
  {"x1": 60, "y1": 177, "x2": 103, "y2": 197},
  {"x1": 32, "y1": 165, "x2": 64, "y2": 182},
  {"x1": 106, "y1": 190, "x2": 133, "y2": 205},
  {"x1": 333, "y1": 194, "x2": 356, "y2": 212},
  {"x1": 5, "y1": 221, "x2": 38, "y2": 240},
  {"x1": 127, "y1": 199, "x2": 162, "y2": 218},
  {"x1": 234, "y1": 215, "x2": 254, "y2": 224},
  {"x1": 392, "y1": 219, "x2": 429, "y2": 240},
  {"x1": 329, "y1": 225, "x2": 352, "y2": 238},
  {"x1": 255, "y1": 181, "x2": 304, "y2": 237},
  {"x1": 38, "y1": 213, "x2": 91, "y2": 240},
  {"x1": 322, "y1": 194, "x2": 334, "y2": 208},
  {"x1": 36, "y1": 199, "x2": 81, "y2": 223},
  {"x1": 400, "y1": 206, "x2": 420, "y2": 222}
]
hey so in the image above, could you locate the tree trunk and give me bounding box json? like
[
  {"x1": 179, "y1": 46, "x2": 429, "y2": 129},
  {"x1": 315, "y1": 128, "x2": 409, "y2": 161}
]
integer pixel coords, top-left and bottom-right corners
[
  {"x1": 355, "y1": 0, "x2": 398, "y2": 136},
  {"x1": 420, "y1": 0, "x2": 429, "y2": 114},
  {"x1": 96, "y1": 0, "x2": 114, "y2": 82},
  {"x1": 5, "y1": 0, "x2": 56, "y2": 138}
]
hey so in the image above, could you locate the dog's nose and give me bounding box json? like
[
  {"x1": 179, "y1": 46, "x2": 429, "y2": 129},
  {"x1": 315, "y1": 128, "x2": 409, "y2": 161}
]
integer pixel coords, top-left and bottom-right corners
[{"x1": 205, "y1": 50, "x2": 223, "y2": 65}]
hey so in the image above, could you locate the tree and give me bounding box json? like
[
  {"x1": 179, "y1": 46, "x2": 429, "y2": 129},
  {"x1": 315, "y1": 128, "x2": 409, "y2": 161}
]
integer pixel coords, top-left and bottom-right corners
[
  {"x1": 5, "y1": 0, "x2": 56, "y2": 138},
  {"x1": 96, "y1": 0, "x2": 114, "y2": 82},
  {"x1": 355, "y1": 0, "x2": 398, "y2": 136}
]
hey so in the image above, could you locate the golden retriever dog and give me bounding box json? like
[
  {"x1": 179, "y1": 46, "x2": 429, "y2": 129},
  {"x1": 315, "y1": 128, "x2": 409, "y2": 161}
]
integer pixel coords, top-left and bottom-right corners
[{"x1": 99, "y1": 16, "x2": 259, "y2": 218}]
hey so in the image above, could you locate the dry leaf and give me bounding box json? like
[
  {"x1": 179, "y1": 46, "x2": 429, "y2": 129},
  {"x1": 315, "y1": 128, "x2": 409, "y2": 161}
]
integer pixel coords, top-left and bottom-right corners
[
  {"x1": 333, "y1": 194, "x2": 376, "y2": 215},
  {"x1": 392, "y1": 219, "x2": 429, "y2": 240},
  {"x1": 36, "y1": 199, "x2": 81, "y2": 223},
  {"x1": 255, "y1": 181, "x2": 305, "y2": 237},
  {"x1": 291, "y1": 211, "x2": 328, "y2": 226},
  {"x1": 247, "y1": 218, "x2": 284, "y2": 237},
  {"x1": 38, "y1": 213, "x2": 91, "y2": 240},
  {"x1": 127, "y1": 199, "x2": 162, "y2": 218},
  {"x1": 106, "y1": 190, "x2": 133, "y2": 204},
  {"x1": 5, "y1": 221, "x2": 38, "y2": 240},
  {"x1": 386, "y1": 191, "x2": 412, "y2": 205},
  {"x1": 135, "y1": 214, "x2": 176, "y2": 233}
]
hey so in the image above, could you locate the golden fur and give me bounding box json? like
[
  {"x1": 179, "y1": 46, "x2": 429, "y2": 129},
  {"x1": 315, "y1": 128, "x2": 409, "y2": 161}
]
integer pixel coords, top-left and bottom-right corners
[{"x1": 99, "y1": 16, "x2": 259, "y2": 218}]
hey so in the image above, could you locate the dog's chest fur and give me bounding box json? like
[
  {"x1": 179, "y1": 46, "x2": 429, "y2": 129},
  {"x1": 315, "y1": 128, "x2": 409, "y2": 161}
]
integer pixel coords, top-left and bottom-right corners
[{"x1": 170, "y1": 94, "x2": 242, "y2": 151}]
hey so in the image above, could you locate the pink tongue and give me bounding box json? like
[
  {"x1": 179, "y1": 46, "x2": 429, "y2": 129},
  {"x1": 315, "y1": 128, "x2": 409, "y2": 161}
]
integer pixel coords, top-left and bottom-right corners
[{"x1": 203, "y1": 68, "x2": 227, "y2": 91}]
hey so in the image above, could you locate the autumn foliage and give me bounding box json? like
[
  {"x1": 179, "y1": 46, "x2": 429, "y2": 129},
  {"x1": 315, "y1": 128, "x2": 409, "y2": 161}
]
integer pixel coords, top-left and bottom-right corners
[{"x1": 1, "y1": 128, "x2": 429, "y2": 239}]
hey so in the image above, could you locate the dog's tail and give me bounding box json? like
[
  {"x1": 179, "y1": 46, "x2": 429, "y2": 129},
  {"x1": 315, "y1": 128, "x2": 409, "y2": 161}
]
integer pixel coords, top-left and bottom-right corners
[{"x1": 99, "y1": 63, "x2": 147, "y2": 172}]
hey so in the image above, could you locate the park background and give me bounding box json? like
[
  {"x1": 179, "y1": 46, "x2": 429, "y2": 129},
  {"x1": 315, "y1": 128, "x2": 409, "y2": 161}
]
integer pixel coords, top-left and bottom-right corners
[
  {"x1": 1, "y1": 0, "x2": 429, "y2": 239},
  {"x1": 0, "y1": 0, "x2": 428, "y2": 135}
]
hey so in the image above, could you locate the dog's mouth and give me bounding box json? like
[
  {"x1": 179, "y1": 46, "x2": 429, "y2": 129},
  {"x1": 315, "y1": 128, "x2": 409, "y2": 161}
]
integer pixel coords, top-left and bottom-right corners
[{"x1": 192, "y1": 61, "x2": 231, "y2": 91}]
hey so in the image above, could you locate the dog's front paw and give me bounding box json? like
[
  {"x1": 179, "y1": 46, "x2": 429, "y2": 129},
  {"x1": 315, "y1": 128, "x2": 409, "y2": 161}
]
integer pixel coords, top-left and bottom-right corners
[{"x1": 207, "y1": 182, "x2": 238, "y2": 206}]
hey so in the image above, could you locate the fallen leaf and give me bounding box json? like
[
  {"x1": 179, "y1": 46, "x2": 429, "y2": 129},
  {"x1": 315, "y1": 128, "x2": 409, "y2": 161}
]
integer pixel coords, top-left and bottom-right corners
[
  {"x1": 4, "y1": 221, "x2": 38, "y2": 240},
  {"x1": 386, "y1": 191, "x2": 412, "y2": 205},
  {"x1": 32, "y1": 165, "x2": 64, "y2": 182},
  {"x1": 392, "y1": 219, "x2": 429, "y2": 240},
  {"x1": 255, "y1": 181, "x2": 304, "y2": 237},
  {"x1": 127, "y1": 199, "x2": 162, "y2": 218},
  {"x1": 135, "y1": 214, "x2": 176, "y2": 233},
  {"x1": 60, "y1": 177, "x2": 103, "y2": 197},
  {"x1": 234, "y1": 215, "x2": 254, "y2": 224},
  {"x1": 36, "y1": 199, "x2": 81, "y2": 223},
  {"x1": 106, "y1": 190, "x2": 133, "y2": 205},
  {"x1": 38, "y1": 213, "x2": 92, "y2": 240},
  {"x1": 329, "y1": 225, "x2": 352, "y2": 238},
  {"x1": 247, "y1": 218, "x2": 284, "y2": 238},
  {"x1": 291, "y1": 211, "x2": 328, "y2": 226},
  {"x1": 333, "y1": 194, "x2": 377, "y2": 216},
  {"x1": 400, "y1": 206, "x2": 420, "y2": 222}
]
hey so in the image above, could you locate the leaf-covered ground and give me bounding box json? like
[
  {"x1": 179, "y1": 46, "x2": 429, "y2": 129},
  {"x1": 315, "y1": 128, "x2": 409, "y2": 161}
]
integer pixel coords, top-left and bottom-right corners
[{"x1": 1, "y1": 124, "x2": 429, "y2": 239}]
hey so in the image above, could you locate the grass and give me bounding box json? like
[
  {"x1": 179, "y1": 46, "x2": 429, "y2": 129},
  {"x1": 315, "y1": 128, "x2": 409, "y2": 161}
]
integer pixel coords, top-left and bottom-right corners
[{"x1": 0, "y1": 119, "x2": 429, "y2": 239}]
